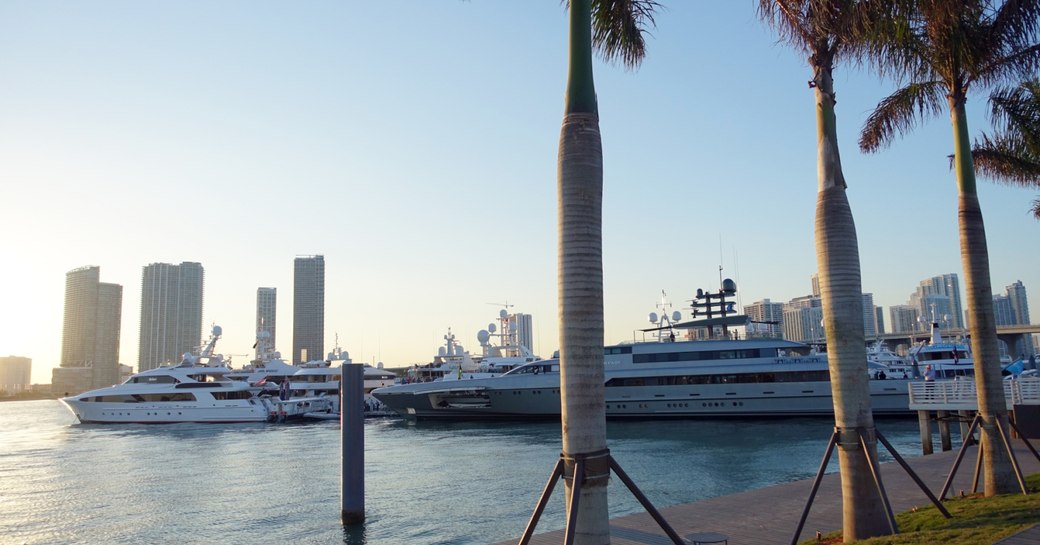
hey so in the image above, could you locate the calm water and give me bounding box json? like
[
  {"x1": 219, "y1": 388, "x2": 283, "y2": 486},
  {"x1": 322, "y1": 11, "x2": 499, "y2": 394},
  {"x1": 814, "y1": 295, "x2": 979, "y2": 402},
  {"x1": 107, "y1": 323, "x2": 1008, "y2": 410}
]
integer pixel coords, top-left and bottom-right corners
[{"x1": 0, "y1": 400, "x2": 931, "y2": 545}]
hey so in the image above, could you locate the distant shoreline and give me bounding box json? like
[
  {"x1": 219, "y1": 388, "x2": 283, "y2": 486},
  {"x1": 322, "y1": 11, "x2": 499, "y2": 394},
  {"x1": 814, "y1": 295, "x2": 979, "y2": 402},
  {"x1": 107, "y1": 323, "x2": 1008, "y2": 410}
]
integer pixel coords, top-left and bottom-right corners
[{"x1": 0, "y1": 393, "x2": 59, "y2": 403}]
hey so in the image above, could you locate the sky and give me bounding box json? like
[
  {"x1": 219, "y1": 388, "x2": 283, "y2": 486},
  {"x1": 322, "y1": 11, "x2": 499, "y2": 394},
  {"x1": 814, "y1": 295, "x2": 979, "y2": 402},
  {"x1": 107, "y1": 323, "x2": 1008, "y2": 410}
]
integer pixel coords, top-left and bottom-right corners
[{"x1": 2, "y1": 1, "x2": 1037, "y2": 384}]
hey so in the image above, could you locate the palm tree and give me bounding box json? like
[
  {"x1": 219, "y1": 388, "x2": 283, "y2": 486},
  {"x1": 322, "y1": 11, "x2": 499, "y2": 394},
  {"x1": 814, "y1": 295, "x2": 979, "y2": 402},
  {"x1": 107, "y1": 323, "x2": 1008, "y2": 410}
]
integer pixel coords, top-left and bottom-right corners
[
  {"x1": 557, "y1": 1, "x2": 656, "y2": 543},
  {"x1": 973, "y1": 79, "x2": 1040, "y2": 218},
  {"x1": 758, "y1": 1, "x2": 891, "y2": 540},
  {"x1": 859, "y1": 0, "x2": 1040, "y2": 496}
]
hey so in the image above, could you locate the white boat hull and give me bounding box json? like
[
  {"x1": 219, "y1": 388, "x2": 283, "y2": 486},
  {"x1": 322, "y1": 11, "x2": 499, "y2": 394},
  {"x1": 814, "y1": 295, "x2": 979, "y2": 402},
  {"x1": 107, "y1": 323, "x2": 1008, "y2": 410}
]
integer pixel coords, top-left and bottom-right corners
[{"x1": 61, "y1": 397, "x2": 270, "y2": 424}]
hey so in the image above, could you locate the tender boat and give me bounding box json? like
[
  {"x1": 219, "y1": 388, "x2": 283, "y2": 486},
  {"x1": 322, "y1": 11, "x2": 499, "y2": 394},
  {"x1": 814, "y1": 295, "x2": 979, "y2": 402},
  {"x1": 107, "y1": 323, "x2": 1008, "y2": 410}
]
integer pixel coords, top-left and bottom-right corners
[
  {"x1": 60, "y1": 326, "x2": 330, "y2": 424},
  {"x1": 373, "y1": 282, "x2": 913, "y2": 420}
]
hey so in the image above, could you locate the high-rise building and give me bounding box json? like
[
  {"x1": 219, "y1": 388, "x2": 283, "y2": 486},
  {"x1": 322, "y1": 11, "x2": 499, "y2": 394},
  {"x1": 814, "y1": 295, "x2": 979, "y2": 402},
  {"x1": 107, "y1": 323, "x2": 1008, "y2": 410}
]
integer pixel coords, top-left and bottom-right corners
[
  {"x1": 889, "y1": 304, "x2": 921, "y2": 334},
  {"x1": 993, "y1": 294, "x2": 1014, "y2": 326},
  {"x1": 862, "y1": 293, "x2": 878, "y2": 338},
  {"x1": 293, "y1": 255, "x2": 325, "y2": 364},
  {"x1": 744, "y1": 299, "x2": 784, "y2": 338},
  {"x1": 782, "y1": 296, "x2": 822, "y2": 343},
  {"x1": 810, "y1": 273, "x2": 821, "y2": 297},
  {"x1": 0, "y1": 356, "x2": 32, "y2": 394},
  {"x1": 138, "y1": 262, "x2": 204, "y2": 371},
  {"x1": 874, "y1": 306, "x2": 885, "y2": 335},
  {"x1": 60, "y1": 266, "x2": 122, "y2": 390},
  {"x1": 1006, "y1": 280, "x2": 1030, "y2": 325},
  {"x1": 910, "y1": 274, "x2": 964, "y2": 329},
  {"x1": 256, "y1": 287, "x2": 277, "y2": 359},
  {"x1": 512, "y1": 313, "x2": 534, "y2": 352}
]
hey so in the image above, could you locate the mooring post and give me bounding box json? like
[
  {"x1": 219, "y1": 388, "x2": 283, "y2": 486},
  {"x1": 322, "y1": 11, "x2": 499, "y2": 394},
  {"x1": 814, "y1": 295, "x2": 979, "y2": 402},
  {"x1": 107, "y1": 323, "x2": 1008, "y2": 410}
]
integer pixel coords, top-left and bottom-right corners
[
  {"x1": 918, "y1": 410, "x2": 933, "y2": 455},
  {"x1": 937, "y1": 410, "x2": 952, "y2": 451},
  {"x1": 341, "y1": 363, "x2": 365, "y2": 525}
]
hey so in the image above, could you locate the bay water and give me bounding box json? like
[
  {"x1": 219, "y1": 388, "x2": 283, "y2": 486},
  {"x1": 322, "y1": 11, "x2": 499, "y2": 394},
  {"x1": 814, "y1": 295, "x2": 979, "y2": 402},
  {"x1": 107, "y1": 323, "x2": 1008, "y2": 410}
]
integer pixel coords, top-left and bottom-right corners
[{"x1": 0, "y1": 400, "x2": 932, "y2": 545}]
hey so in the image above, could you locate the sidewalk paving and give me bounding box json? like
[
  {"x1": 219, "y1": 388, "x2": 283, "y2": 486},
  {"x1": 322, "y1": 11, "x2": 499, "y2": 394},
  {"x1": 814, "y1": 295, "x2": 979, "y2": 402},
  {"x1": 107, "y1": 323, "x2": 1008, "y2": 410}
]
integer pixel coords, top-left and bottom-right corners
[{"x1": 491, "y1": 440, "x2": 1040, "y2": 545}]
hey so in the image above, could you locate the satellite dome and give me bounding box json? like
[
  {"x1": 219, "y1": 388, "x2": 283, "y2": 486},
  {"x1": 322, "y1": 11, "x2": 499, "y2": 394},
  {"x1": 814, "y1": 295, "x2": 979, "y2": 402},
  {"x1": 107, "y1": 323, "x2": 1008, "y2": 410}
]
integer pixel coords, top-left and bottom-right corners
[
  {"x1": 488, "y1": 323, "x2": 497, "y2": 333},
  {"x1": 721, "y1": 278, "x2": 737, "y2": 294},
  {"x1": 212, "y1": 325, "x2": 223, "y2": 336},
  {"x1": 500, "y1": 309, "x2": 508, "y2": 319},
  {"x1": 477, "y1": 330, "x2": 491, "y2": 344},
  {"x1": 672, "y1": 311, "x2": 682, "y2": 322},
  {"x1": 438, "y1": 347, "x2": 446, "y2": 357},
  {"x1": 649, "y1": 312, "x2": 659, "y2": 324}
]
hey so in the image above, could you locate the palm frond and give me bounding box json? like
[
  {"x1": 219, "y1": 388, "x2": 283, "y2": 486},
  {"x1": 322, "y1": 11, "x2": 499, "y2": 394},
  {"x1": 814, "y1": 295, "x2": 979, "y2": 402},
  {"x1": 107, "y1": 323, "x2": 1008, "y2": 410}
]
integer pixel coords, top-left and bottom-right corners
[
  {"x1": 972, "y1": 136, "x2": 1040, "y2": 187},
  {"x1": 991, "y1": 0, "x2": 1040, "y2": 52},
  {"x1": 1031, "y1": 197, "x2": 1040, "y2": 219},
  {"x1": 988, "y1": 79, "x2": 1040, "y2": 150},
  {"x1": 859, "y1": 80, "x2": 947, "y2": 152},
  {"x1": 757, "y1": 0, "x2": 816, "y2": 56},
  {"x1": 589, "y1": 0, "x2": 660, "y2": 69}
]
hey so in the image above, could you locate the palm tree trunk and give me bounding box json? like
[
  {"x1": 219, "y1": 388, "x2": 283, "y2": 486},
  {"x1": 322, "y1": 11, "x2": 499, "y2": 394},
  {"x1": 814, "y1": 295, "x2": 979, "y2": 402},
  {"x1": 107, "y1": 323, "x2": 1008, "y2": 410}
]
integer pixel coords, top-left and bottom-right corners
[
  {"x1": 559, "y1": 1, "x2": 610, "y2": 543},
  {"x1": 950, "y1": 98, "x2": 1014, "y2": 495},
  {"x1": 812, "y1": 64, "x2": 890, "y2": 540}
]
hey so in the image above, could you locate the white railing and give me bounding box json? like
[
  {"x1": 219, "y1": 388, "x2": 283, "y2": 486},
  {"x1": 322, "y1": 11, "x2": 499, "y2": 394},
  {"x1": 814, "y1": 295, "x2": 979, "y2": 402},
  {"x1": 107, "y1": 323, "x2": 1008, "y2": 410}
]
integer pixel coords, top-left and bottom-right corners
[{"x1": 907, "y1": 378, "x2": 1040, "y2": 410}]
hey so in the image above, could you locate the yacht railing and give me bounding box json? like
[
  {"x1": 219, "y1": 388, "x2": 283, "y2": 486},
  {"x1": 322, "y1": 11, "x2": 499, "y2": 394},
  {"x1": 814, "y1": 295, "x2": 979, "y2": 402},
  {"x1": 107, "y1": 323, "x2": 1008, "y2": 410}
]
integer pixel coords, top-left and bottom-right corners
[{"x1": 908, "y1": 378, "x2": 1040, "y2": 410}]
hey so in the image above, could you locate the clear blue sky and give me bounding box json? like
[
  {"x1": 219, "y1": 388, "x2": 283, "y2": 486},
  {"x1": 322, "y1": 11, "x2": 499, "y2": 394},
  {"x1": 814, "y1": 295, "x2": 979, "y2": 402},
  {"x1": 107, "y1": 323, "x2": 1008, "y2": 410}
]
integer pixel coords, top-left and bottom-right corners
[{"x1": 2, "y1": 1, "x2": 1037, "y2": 383}]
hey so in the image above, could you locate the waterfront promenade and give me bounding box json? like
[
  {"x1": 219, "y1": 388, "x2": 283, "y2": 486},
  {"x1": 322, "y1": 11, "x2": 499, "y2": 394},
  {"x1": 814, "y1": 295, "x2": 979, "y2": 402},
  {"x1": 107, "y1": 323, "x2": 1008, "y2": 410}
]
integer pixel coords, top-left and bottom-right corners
[{"x1": 492, "y1": 440, "x2": 1040, "y2": 545}]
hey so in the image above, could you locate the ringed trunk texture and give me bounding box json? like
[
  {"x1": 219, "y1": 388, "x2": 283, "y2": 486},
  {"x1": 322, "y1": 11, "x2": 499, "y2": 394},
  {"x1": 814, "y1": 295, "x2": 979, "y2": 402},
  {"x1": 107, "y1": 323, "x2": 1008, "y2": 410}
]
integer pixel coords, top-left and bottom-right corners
[
  {"x1": 558, "y1": 111, "x2": 609, "y2": 545},
  {"x1": 950, "y1": 100, "x2": 1014, "y2": 496},
  {"x1": 813, "y1": 70, "x2": 889, "y2": 541}
]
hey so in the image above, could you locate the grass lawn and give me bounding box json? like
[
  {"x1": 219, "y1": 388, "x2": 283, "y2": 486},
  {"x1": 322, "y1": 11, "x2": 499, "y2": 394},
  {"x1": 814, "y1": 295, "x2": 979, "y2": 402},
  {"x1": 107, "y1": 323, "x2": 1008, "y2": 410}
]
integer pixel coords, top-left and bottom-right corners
[{"x1": 802, "y1": 473, "x2": 1040, "y2": 545}]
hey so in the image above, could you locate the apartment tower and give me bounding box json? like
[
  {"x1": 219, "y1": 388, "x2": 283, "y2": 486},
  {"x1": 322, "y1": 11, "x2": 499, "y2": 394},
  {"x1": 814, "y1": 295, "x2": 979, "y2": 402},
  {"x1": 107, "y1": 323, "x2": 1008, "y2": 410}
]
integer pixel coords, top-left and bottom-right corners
[
  {"x1": 292, "y1": 255, "x2": 325, "y2": 364},
  {"x1": 138, "y1": 262, "x2": 204, "y2": 371},
  {"x1": 59, "y1": 266, "x2": 123, "y2": 390},
  {"x1": 256, "y1": 287, "x2": 277, "y2": 359}
]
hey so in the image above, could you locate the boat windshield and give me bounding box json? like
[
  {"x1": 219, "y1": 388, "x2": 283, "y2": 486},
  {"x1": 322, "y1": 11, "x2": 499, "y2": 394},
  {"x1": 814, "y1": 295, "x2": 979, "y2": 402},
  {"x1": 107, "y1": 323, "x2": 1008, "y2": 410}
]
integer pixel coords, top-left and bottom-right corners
[{"x1": 503, "y1": 361, "x2": 560, "y2": 376}]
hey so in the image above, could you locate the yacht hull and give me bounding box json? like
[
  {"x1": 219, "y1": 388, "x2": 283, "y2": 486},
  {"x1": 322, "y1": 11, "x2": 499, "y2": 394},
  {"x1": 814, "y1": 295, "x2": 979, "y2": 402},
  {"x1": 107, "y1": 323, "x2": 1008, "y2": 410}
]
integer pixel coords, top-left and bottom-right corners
[
  {"x1": 374, "y1": 379, "x2": 912, "y2": 421},
  {"x1": 61, "y1": 398, "x2": 270, "y2": 424}
]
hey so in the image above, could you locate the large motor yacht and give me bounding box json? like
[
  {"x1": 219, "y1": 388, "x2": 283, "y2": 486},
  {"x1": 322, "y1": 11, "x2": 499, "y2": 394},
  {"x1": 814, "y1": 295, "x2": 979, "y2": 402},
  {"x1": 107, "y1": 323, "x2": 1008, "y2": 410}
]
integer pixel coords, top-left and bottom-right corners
[
  {"x1": 61, "y1": 326, "x2": 276, "y2": 424},
  {"x1": 373, "y1": 282, "x2": 911, "y2": 420}
]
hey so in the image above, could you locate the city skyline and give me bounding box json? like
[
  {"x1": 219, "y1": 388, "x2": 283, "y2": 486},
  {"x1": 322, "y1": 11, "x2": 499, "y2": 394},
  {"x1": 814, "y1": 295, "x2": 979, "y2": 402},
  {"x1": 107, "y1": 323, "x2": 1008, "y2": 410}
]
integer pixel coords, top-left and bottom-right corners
[{"x1": 2, "y1": 2, "x2": 1038, "y2": 383}]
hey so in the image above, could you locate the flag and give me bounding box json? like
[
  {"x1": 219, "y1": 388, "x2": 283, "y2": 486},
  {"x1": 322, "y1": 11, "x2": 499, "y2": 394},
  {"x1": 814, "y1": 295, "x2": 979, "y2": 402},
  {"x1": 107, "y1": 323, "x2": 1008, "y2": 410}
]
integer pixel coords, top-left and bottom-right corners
[{"x1": 254, "y1": 376, "x2": 268, "y2": 386}]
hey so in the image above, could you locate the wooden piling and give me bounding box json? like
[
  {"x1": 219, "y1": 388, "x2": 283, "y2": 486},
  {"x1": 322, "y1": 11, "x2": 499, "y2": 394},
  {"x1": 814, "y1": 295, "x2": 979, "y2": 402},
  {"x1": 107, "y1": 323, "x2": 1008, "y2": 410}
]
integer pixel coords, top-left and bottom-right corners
[
  {"x1": 937, "y1": 410, "x2": 952, "y2": 451},
  {"x1": 918, "y1": 410, "x2": 933, "y2": 455},
  {"x1": 341, "y1": 364, "x2": 365, "y2": 525}
]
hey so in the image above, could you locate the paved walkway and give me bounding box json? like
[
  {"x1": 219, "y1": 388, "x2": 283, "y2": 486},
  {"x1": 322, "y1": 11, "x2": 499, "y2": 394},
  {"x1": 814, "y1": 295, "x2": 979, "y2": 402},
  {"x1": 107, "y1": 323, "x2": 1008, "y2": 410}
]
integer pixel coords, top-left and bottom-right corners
[
  {"x1": 491, "y1": 440, "x2": 1040, "y2": 545},
  {"x1": 995, "y1": 524, "x2": 1039, "y2": 545}
]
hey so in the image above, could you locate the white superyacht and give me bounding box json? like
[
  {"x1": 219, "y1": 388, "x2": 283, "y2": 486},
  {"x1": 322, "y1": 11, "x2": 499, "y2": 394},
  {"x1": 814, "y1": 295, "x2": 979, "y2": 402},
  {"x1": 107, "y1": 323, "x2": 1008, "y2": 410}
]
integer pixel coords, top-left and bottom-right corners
[{"x1": 373, "y1": 282, "x2": 910, "y2": 420}]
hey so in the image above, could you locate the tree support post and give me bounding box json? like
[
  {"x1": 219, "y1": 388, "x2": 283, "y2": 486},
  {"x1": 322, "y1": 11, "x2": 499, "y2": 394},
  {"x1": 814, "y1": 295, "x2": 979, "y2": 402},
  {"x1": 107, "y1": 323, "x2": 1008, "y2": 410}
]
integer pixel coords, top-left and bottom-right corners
[
  {"x1": 792, "y1": 426, "x2": 955, "y2": 545},
  {"x1": 941, "y1": 414, "x2": 1032, "y2": 498},
  {"x1": 519, "y1": 450, "x2": 685, "y2": 545}
]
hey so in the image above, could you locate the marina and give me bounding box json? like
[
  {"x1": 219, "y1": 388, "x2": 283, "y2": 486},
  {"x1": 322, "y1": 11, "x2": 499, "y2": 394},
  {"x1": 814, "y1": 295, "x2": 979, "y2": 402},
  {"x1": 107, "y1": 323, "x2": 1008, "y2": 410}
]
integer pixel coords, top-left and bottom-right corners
[
  {"x1": 0, "y1": 399, "x2": 948, "y2": 545},
  {"x1": 374, "y1": 285, "x2": 915, "y2": 420}
]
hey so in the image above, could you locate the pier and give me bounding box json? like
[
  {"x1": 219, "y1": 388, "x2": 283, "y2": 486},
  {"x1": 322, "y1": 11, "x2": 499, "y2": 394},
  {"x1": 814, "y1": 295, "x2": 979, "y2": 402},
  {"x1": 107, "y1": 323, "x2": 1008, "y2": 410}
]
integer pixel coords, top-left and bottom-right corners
[
  {"x1": 908, "y1": 379, "x2": 1040, "y2": 454},
  {"x1": 491, "y1": 440, "x2": 1040, "y2": 545}
]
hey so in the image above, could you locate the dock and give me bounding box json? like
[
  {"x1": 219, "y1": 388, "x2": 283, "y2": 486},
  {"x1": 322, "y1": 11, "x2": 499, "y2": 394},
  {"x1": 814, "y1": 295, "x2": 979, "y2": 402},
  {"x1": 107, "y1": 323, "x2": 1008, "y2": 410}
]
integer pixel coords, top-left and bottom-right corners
[{"x1": 491, "y1": 439, "x2": 1040, "y2": 545}]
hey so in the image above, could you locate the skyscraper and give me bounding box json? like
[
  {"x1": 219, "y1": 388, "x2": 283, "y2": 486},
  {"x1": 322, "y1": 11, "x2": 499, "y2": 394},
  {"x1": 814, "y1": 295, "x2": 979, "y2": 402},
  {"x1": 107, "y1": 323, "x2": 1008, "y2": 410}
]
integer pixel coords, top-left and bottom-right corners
[
  {"x1": 744, "y1": 299, "x2": 784, "y2": 338},
  {"x1": 293, "y1": 255, "x2": 325, "y2": 364},
  {"x1": 138, "y1": 262, "x2": 204, "y2": 371},
  {"x1": 889, "y1": 304, "x2": 921, "y2": 334},
  {"x1": 1006, "y1": 280, "x2": 1030, "y2": 325},
  {"x1": 862, "y1": 293, "x2": 878, "y2": 338},
  {"x1": 910, "y1": 273, "x2": 965, "y2": 329},
  {"x1": 256, "y1": 287, "x2": 277, "y2": 359},
  {"x1": 0, "y1": 356, "x2": 32, "y2": 394},
  {"x1": 512, "y1": 312, "x2": 534, "y2": 352},
  {"x1": 60, "y1": 266, "x2": 122, "y2": 390}
]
